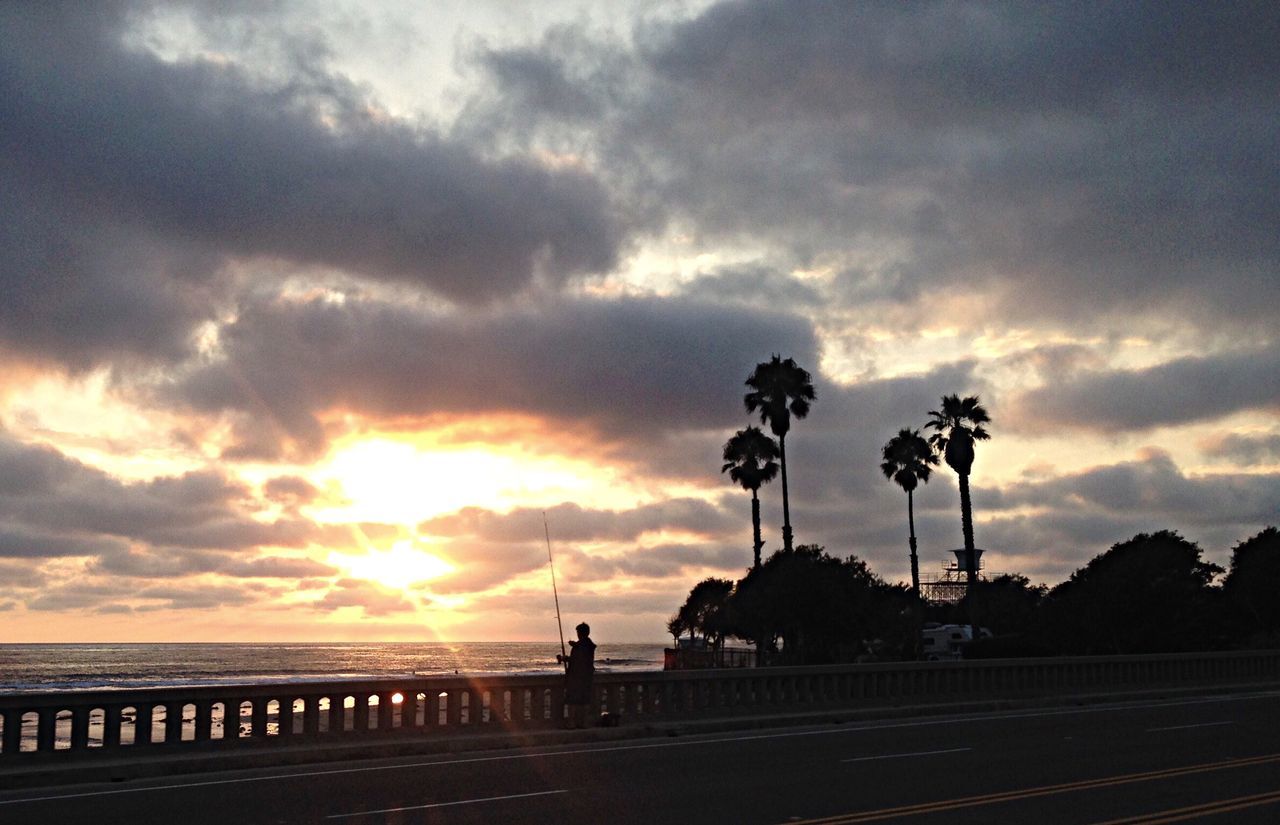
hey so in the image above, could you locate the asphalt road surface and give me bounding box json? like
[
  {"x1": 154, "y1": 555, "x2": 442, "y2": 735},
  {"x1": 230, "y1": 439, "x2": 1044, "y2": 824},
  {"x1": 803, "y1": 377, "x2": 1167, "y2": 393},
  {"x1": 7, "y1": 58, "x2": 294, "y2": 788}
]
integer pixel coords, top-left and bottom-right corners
[{"x1": 3, "y1": 691, "x2": 1279, "y2": 824}]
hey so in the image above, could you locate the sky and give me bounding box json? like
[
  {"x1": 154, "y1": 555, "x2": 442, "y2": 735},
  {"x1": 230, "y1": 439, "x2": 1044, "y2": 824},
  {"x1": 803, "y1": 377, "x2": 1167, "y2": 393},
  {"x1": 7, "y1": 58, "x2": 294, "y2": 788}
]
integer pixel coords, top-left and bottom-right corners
[{"x1": 1, "y1": 1, "x2": 1277, "y2": 642}]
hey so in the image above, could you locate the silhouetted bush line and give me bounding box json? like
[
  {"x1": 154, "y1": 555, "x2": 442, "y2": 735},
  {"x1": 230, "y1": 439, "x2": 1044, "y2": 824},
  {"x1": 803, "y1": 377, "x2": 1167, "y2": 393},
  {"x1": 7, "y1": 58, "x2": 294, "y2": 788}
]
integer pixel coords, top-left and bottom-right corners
[{"x1": 672, "y1": 528, "x2": 1280, "y2": 665}]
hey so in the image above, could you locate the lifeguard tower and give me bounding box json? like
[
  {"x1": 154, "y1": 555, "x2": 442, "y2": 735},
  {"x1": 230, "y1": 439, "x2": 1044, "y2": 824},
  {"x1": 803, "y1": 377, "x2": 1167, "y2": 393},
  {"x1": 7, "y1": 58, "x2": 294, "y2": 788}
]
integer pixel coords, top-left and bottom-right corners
[{"x1": 919, "y1": 548, "x2": 987, "y2": 604}]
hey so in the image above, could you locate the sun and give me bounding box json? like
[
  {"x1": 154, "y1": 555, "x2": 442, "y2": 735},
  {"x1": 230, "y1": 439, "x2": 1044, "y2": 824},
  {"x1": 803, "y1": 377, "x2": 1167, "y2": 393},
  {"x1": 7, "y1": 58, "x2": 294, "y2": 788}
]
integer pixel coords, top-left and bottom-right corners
[
  {"x1": 308, "y1": 433, "x2": 634, "y2": 525},
  {"x1": 330, "y1": 540, "x2": 454, "y2": 590}
]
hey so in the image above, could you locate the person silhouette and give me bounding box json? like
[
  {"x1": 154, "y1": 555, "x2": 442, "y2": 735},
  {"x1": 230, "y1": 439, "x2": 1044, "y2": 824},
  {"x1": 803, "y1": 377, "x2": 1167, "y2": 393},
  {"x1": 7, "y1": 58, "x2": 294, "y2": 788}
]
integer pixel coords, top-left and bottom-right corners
[{"x1": 557, "y1": 622, "x2": 596, "y2": 729}]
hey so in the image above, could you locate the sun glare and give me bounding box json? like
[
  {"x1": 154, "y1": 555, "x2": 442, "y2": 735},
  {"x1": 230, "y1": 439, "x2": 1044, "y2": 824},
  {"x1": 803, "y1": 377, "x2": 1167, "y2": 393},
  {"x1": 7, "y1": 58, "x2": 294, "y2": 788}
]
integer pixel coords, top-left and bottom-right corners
[
  {"x1": 330, "y1": 540, "x2": 453, "y2": 589},
  {"x1": 309, "y1": 435, "x2": 633, "y2": 525}
]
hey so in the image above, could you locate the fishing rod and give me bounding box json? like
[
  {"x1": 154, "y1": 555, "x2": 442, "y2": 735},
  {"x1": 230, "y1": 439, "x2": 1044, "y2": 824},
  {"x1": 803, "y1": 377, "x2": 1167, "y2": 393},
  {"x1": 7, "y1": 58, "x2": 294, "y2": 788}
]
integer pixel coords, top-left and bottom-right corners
[{"x1": 543, "y1": 511, "x2": 567, "y2": 667}]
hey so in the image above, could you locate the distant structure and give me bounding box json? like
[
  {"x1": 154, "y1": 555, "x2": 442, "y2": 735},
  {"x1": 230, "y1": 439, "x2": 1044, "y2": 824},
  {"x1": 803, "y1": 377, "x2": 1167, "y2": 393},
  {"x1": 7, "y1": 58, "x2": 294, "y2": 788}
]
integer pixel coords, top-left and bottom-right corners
[{"x1": 920, "y1": 549, "x2": 997, "y2": 603}]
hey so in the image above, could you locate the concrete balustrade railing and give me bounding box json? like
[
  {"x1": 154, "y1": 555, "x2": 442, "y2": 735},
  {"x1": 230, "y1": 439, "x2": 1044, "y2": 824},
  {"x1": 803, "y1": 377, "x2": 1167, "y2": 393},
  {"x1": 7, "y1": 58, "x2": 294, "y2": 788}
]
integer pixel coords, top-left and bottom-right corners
[{"x1": 2, "y1": 649, "x2": 1277, "y2": 761}]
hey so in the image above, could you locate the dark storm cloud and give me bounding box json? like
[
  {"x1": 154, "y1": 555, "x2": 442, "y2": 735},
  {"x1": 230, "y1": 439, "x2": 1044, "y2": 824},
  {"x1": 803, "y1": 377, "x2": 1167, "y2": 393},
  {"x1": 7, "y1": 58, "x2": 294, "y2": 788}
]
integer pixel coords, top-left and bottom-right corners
[
  {"x1": 0, "y1": 2, "x2": 622, "y2": 367},
  {"x1": 1007, "y1": 346, "x2": 1280, "y2": 433},
  {"x1": 164, "y1": 294, "x2": 817, "y2": 459},
  {"x1": 471, "y1": 1, "x2": 1280, "y2": 325}
]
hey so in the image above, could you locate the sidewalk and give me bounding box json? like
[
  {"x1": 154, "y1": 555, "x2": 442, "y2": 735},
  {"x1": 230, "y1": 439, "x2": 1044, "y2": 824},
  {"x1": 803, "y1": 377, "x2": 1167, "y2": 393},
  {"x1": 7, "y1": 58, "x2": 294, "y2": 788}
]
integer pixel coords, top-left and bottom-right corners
[{"x1": 3, "y1": 681, "x2": 1277, "y2": 791}]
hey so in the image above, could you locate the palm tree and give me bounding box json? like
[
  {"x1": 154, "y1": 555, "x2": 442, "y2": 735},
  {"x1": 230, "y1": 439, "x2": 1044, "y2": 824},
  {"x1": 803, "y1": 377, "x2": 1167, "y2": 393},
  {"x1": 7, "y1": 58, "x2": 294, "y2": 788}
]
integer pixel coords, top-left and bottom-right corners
[
  {"x1": 722, "y1": 426, "x2": 781, "y2": 570},
  {"x1": 925, "y1": 394, "x2": 991, "y2": 593},
  {"x1": 744, "y1": 355, "x2": 816, "y2": 553},
  {"x1": 880, "y1": 428, "x2": 939, "y2": 597}
]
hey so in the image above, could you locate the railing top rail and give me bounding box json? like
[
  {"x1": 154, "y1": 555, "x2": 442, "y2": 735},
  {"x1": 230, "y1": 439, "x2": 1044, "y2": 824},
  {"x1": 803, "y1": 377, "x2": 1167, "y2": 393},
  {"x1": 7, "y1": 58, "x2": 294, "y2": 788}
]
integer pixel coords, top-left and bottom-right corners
[{"x1": 2, "y1": 649, "x2": 1276, "y2": 710}]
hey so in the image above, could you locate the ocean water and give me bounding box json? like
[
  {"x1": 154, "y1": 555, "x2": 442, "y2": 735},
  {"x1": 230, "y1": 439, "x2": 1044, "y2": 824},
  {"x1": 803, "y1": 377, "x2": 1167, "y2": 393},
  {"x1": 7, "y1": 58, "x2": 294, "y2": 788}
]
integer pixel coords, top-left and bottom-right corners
[{"x1": 0, "y1": 642, "x2": 668, "y2": 693}]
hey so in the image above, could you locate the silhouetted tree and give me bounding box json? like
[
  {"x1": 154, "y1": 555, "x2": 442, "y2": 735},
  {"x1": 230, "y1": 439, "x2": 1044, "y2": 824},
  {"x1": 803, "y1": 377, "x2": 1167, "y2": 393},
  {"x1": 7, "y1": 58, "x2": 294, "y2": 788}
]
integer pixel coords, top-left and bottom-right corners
[
  {"x1": 950, "y1": 574, "x2": 1052, "y2": 657},
  {"x1": 722, "y1": 425, "x2": 781, "y2": 570},
  {"x1": 674, "y1": 577, "x2": 735, "y2": 647},
  {"x1": 1222, "y1": 527, "x2": 1280, "y2": 646},
  {"x1": 1039, "y1": 530, "x2": 1222, "y2": 654},
  {"x1": 727, "y1": 545, "x2": 908, "y2": 664},
  {"x1": 881, "y1": 428, "x2": 938, "y2": 597},
  {"x1": 925, "y1": 395, "x2": 991, "y2": 595},
  {"x1": 744, "y1": 355, "x2": 815, "y2": 553},
  {"x1": 665, "y1": 613, "x2": 686, "y2": 644}
]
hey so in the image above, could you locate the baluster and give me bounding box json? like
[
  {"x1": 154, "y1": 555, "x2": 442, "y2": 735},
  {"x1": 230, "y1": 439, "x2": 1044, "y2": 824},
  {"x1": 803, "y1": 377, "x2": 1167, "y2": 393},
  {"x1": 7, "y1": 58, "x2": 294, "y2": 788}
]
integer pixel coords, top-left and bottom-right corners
[
  {"x1": 135, "y1": 705, "x2": 154, "y2": 745},
  {"x1": 279, "y1": 698, "x2": 296, "y2": 737},
  {"x1": 353, "y1": 694, "x2": 369, "y2": 731},
  {"x1": 379, "y1": 693, "x2": 395, "y2": 731},
  {"x1": 71, "y1": 707, "x2": 90, "y2": 750},
  {"x1": 328, "y1": 696, "x2": 345, "y2": 734},
  {"x1": 165, "y1": 702, "x2": 183, "y2": 744},
  {"x1": 251, "y1": 700, "x2": 268, "y2": 738},
  {"x1": 303, "y1": 697, "x2": 320, "y2": 736},
  {"x1": 195, "y1": 701, "x2": 212, "y2": 742},
  {"x1": 400, "y1": 691, "x2": 418, "y2": 729},
  {"x1": 36, "y1": 709, "x2": 56, "y2": 752},
  {"x1": 427, "y1": 691, "x2": 442, "y2": 728}
]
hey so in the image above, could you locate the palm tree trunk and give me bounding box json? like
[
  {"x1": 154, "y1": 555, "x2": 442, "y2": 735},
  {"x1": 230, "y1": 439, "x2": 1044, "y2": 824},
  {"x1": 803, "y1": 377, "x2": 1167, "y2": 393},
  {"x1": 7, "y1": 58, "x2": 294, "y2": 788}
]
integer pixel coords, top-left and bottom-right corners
[
  {"x1": 907, "y1": 488, "x2": 920, "y2": 597},
  {"x1": 958, "y1": 472, "x2": 979, "y2": 637},
  {"x1": 751, "y1": 489, "x2": 763, "y2": 569},
  {"x1": 778, "y1": 434, "x2": 793, "y2": 552},
  {"x1": 958, "y1": 472, "x2": 976, "y2": 583}
]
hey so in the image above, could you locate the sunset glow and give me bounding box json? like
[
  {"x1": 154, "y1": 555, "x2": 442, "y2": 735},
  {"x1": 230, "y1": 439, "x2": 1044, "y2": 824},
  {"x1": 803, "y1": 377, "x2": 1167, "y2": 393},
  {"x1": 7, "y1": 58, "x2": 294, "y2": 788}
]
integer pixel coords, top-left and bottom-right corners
[{"x1": 1, "y1": 2, "x2": 1274, "y2": 643}]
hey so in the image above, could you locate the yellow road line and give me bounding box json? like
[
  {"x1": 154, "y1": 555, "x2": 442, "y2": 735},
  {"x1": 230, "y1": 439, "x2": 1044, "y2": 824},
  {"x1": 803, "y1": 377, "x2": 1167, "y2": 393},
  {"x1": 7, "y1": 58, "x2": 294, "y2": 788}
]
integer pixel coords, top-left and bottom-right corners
[
  {"x1": 785, "y1": 753, "x2": 1280, "y2": 824},
  {"x1": 1091, "y1": 788, "x2": 1280, "y2": 825}
]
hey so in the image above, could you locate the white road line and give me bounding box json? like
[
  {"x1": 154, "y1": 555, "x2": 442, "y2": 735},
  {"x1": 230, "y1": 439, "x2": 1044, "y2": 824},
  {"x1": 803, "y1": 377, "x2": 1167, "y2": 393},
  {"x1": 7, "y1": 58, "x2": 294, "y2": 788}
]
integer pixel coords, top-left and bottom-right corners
[
  {"x1": 1146, "y1": 721, "x2": 1235, "y2": 732},
  {"x1": 842, "y1": 746, "x2": 972, "y2": 763},
  {"x1": 3, "y1": 691, "x2": 1275, "y2": 806},
  {"x1": 325, "y1": 789, "x2": 567, "y2": 819}
]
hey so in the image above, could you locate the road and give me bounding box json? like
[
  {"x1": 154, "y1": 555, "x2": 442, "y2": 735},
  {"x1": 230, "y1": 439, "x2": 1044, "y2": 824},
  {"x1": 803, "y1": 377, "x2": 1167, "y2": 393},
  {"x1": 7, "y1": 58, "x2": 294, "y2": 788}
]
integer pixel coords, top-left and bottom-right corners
[{"x1": 3, "y1": 691, "x2": 1279, "y2": 824}]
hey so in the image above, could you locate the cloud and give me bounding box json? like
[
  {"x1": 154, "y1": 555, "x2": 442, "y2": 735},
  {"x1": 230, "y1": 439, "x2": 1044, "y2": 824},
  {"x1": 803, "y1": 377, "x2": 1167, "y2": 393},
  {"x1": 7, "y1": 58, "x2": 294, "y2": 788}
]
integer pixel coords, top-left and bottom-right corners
[
  {"x1": 469, "y1": 1, "x2": 1280, "y2": 328},
  {"x1": 427, "y1": 542, "x2": 547, "y2": 595},
  {"x1": 313, "y1": 578, "x2": 415, "y2": 616},
  {"x1": 565, "y1": 542, "x2": 749, "y2": 582},
  {"x1": 263, "y1": 475, "x2": 322, "y2": 506},
  {"x1": 0, "y1": 430, "x2": 317, "y2": 556},
  {"x1": 1199, "y1": 432, "x2": 1280, "y2": 466},
  {"x1": 0, "y1": 1, "x2": 622, "y2": 368},
  {"x1": 0, "y1": 526, "x2": 128, "y2": 559},
  {"x1": 163, "y1": 293, "x2": 817, "y2": 459},
  {"x1": 983, "y1": 447, "x2": 1274, "y2": 532},
  {"x1": 422, "y1": 498, "x2": 738, "y2": 544},
  {"x1": 1007, "y1": 346, "x2": 1280, "y2": 433},
  {"x1": 90, "y1": 548, "x2": 336, "y2": 579}
]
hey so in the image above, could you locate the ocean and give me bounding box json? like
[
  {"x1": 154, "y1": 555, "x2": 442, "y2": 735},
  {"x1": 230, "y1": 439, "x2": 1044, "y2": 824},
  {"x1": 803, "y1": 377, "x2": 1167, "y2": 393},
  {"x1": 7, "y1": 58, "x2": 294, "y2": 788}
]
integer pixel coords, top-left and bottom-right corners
[{"x1": 0, "y1": 642, "x2": 668, "y2": 693}]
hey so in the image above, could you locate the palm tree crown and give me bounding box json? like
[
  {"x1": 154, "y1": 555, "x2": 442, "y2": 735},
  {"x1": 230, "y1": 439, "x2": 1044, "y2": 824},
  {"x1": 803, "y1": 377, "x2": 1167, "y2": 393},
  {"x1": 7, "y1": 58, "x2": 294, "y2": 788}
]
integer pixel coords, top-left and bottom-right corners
[
  {"x1": 881, "y1": 428, "x2": 938, "y2": 597},
  {"x1": 743, "y1": 355, "x2": 815, "y2": 553},
  {"x1": 743, "y1": 355, "x2": 815, "y2": 439},
  {"x1": 880, "y1": 428, "x2": 937, "y2": 494},
  {"x1": 925, "y1": 394, "x2": 991, "y2": 476},
  {"x1": 722, "y1": 426, "x2": 780, "y2": 493},
  {"x1": 722, "y1": 425, "x2": 780, "y2": 569}
]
